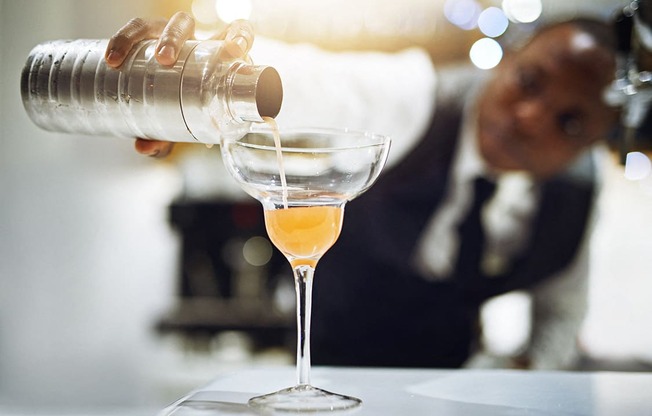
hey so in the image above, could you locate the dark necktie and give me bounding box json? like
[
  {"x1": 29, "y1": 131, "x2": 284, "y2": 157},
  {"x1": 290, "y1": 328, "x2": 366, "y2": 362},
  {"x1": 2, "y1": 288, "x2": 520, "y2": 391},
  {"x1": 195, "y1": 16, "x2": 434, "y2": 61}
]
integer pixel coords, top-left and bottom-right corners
[{"x1": 454, "y1": 176, "x2": 497, "y2": 281}]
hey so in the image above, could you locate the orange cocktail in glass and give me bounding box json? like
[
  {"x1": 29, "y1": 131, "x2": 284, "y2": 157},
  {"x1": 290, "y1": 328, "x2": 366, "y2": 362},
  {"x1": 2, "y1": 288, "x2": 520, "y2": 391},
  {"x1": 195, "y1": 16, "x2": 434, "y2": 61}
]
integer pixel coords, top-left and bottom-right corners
[
  {"x1": 265, "y1": 205, "x2": 343, "y2": 268},
  {"x1": 220, "y1": 125, "x2": 390, "y2": 412}
]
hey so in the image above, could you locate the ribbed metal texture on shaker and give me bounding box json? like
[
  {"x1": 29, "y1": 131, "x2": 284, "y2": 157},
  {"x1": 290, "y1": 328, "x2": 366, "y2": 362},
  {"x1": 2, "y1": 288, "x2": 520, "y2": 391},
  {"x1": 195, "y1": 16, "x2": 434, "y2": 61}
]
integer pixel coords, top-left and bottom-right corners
[{"x1": 21, "y1": 39, "x2": 283, "y2": 144}]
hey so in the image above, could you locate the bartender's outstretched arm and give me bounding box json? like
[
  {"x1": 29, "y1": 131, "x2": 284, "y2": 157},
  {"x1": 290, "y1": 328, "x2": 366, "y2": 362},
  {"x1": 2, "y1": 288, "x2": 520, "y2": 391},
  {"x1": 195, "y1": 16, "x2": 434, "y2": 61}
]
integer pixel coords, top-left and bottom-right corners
[{"x1": 104, "y1": 12, "x2": 254, "y2": 157}]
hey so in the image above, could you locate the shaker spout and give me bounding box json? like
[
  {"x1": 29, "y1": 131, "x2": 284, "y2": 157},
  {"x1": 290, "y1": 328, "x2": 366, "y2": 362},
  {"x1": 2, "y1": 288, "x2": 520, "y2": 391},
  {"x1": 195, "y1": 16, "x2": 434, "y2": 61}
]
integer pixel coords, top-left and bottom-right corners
[{"x1": 229, "y1": 64, "x2": 283, "y2": 122}]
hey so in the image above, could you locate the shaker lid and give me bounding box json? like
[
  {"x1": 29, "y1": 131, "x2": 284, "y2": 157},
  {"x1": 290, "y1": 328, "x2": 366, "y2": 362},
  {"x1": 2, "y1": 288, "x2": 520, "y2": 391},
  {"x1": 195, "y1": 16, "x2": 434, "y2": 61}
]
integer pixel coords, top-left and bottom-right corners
[{"x1": 230, "y1": 64, "x2": 283, "y2": 121}]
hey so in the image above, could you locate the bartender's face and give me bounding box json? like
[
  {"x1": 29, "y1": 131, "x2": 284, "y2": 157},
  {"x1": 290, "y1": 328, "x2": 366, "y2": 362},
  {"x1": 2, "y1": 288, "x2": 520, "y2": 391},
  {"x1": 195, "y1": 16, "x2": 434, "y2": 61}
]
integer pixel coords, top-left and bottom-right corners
[{"x1": 475, "y1": 24, "x2": 617, "y2": 178}]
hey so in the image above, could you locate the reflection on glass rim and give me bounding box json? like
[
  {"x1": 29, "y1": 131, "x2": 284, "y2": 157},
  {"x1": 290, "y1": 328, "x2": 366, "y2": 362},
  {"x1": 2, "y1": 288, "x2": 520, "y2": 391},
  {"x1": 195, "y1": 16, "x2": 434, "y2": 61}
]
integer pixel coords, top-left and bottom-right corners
[
  {"x1": 240, "y1": 126, "x2": 391, "y2": 152},
  {"x1": 234, "y1": 140, "x2": 388, "y2": 153}
]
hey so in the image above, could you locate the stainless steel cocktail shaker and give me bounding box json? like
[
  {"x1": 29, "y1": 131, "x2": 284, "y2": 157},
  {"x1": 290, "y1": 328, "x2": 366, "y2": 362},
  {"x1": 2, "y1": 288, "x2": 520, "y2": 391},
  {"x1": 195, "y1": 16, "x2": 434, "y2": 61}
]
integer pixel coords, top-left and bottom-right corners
[{"x1": 20, "y1": 39, "x2": 283, "y2": 144}]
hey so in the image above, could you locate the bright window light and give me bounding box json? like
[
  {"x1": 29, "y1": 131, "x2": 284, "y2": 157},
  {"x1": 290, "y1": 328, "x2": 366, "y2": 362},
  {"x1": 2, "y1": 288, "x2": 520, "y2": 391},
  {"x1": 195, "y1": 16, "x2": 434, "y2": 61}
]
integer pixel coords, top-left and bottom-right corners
[
  {"x1": 215, "y1": 0, "x2": 252, "y2": 23},
  {"x1": 191, "y1": 0, "x2": 220, "y2": 24}
]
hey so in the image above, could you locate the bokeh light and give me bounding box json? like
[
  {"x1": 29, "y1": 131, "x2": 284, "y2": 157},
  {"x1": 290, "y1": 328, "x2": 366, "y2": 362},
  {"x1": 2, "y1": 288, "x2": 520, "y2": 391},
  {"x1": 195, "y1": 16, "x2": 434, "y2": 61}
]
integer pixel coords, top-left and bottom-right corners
[
  {"x1": 478, "y1": 7, "x2": 509, "y2": 38},
  {"x1": 469, "y1": 37, "x2": 503, "y2": 69},
  {"x1": 191, "y1": 0, "x2": 220, "y2": 25},
  {"x1": 215, "y1": 0, "x2": 252, "y2": 23},
  {"x1": 242, "y1": 236, "x2": 273, "y2": 266},
  {"x1": 625, "y1": 152, "x2": 652, "y2": 181},
  {"x1": 502, "y1": 0, "x2": 542, "y2": 24},
  {"x1": 444, "y1": 0, "x2": 482, "y2": 30}
]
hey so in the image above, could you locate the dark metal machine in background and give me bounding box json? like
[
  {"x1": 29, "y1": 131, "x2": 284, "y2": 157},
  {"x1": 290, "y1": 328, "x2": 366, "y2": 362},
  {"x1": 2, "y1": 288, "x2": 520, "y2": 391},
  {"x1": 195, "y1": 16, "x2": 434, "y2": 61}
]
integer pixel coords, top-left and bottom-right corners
[
  {"x1": 156, "y1": 199, "x2": 294, "y2": 351},
  {"x1": 608, "y1": 0, "x2": 652, "y2": 162}
]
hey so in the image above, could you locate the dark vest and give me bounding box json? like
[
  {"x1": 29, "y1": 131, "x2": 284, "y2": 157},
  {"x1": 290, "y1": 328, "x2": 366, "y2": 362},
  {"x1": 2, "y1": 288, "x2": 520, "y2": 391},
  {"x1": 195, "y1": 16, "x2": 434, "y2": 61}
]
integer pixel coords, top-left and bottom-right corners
[{"x1": 311, "y1": 79, "x2": 596, "y2": 368}]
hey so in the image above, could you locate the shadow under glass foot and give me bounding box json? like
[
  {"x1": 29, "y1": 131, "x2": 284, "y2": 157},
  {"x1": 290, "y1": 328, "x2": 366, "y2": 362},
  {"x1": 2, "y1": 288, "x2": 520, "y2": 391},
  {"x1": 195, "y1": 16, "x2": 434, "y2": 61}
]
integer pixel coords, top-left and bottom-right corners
[{"x1": 248, "y1": 384, "x2": 362, "y2": 412}]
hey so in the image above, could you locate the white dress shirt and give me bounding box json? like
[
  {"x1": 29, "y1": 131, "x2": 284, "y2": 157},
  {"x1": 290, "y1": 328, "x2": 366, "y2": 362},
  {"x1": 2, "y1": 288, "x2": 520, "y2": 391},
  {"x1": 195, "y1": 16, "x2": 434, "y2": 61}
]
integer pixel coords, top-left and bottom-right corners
[
  {"x1": 414, "y1": 106, "x2": 541, "y2": 280},
  {"x1": 410, "y1": 103, "x2": 594, "y2": 370}
]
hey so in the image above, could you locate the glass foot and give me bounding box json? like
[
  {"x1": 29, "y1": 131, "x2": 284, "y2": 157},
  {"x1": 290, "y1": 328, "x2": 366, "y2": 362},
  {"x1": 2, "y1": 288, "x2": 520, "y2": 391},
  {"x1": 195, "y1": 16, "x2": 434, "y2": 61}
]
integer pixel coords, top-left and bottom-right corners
[{"x1": 248, "y1": 384, "x2": 361, "y2": 412}]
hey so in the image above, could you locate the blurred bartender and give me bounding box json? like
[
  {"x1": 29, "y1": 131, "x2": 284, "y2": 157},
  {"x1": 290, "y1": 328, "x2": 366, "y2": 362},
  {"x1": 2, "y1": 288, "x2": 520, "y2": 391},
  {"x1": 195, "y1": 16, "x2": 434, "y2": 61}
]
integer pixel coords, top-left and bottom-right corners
[{"x1": 106, "y1": 12, "x2": 618, "y2": 369}]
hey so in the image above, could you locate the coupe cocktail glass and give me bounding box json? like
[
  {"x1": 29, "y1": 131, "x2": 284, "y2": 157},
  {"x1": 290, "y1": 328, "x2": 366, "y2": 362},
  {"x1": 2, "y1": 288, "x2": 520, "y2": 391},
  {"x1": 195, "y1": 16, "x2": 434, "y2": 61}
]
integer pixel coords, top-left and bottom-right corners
[{"x1": 220, "y1": 125, "x2": 391, "y2": 412}]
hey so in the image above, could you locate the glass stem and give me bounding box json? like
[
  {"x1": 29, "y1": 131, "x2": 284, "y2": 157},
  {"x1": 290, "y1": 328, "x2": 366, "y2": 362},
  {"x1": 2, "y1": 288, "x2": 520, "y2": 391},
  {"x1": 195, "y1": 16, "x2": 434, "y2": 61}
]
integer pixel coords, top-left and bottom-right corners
[{"x1": 293, "y1": 264, "x2": 314, "y2": 387}]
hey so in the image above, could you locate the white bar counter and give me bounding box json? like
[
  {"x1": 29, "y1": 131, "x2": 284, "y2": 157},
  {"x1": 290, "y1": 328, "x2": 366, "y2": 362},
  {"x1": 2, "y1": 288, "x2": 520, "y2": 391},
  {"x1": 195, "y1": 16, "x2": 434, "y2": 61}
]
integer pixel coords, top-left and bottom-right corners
[{"x1": 159, "y1": 366, "x2": 652, "y2": 415}]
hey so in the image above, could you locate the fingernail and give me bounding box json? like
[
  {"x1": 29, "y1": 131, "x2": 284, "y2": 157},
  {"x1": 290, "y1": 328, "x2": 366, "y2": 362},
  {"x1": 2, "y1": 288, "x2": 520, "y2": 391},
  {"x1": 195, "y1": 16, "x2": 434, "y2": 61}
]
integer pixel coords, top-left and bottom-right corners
[
  {"x1": 232, "y1": 36, "x2": 248, "y2": 54},
  {"x1": 157, "y1": 45, "x2": 176, "y2": 63},
  {"x1": 106, "y1": 49, "x2": 123, "y2": 63},
  {"x1": 224, "y1": 36, "x2": 248, "y2": 57}
]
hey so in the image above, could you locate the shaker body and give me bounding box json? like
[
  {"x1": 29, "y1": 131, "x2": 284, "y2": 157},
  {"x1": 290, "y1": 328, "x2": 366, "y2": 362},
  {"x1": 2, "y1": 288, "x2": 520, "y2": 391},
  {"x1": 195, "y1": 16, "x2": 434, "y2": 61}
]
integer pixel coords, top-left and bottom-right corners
[{"x1": 20, "y1": 39, "x2": 282, "y2": 144}]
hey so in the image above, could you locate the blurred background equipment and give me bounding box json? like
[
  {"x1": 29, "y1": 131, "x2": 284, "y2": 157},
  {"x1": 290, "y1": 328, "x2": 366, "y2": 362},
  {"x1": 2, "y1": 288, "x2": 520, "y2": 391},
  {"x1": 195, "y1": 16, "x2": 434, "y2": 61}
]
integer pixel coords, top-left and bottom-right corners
[
  {"x1": 157, "y1": 198, "x2": 294, "y2": 350},
  {"x1": 3, "y1": 1, "x2": 652, "y2": 415},
  {"x1": 607, "y1": 0, "x2": 652, "y2": 162}
]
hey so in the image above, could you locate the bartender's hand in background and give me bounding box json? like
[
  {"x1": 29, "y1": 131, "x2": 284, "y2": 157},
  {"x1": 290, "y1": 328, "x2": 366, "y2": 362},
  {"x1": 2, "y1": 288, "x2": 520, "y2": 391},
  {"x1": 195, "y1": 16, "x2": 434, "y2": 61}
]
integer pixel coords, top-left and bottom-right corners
[{"x1": 104, "y1": 12, "x2": 254, "y2": 157}]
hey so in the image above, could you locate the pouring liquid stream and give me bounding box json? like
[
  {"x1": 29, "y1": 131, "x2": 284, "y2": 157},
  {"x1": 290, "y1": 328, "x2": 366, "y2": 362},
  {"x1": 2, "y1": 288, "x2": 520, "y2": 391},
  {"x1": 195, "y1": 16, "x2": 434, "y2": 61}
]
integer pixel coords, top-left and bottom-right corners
[{"x1": 263, "y1": 116, "x2": 289, "y2": 209}]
